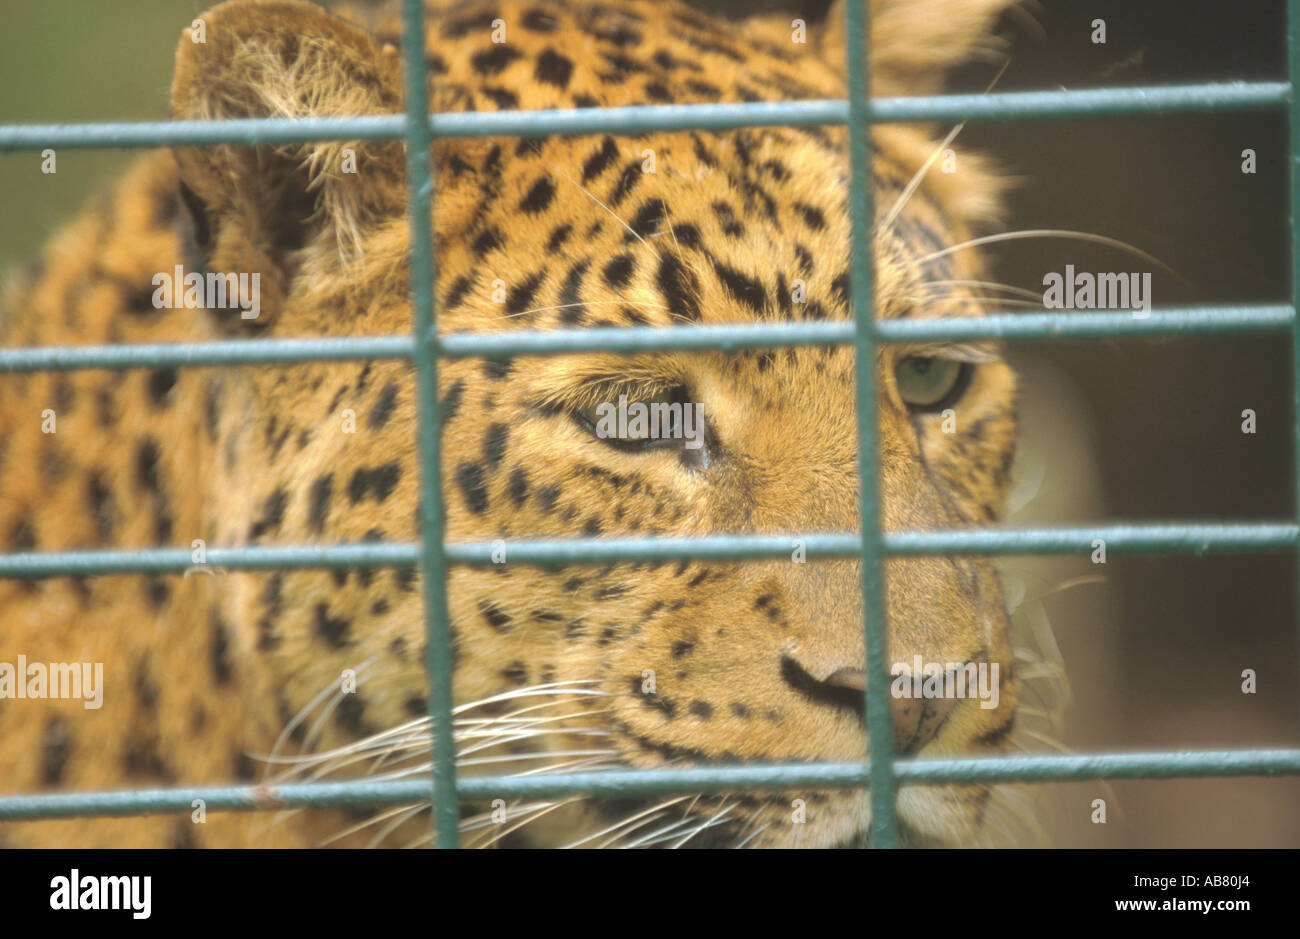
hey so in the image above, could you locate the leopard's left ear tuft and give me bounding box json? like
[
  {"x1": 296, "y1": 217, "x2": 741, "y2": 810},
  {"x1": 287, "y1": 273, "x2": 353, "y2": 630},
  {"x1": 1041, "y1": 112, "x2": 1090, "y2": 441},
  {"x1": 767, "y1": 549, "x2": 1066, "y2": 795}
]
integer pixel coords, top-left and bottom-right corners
[
  {"x1": 821, "y1": 1, "x2": 1021, "y2": 230},
  {"x1": 823, "y1": 0, "x2": 1020, "y2": 97},
  {"x1": 171, "y1": 0, "x2": 406, "y2": 317}
]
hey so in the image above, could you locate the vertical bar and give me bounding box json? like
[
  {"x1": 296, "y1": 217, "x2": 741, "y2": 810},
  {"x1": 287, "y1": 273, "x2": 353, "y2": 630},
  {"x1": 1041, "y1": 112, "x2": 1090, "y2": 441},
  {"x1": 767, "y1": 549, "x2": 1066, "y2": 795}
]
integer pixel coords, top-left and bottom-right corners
[
  {"x1": 1290, "y1": 0, "x2": 1300, "y2": 722},
  {"x1": 844, "y1": 0, "x2": 899, "y2": 845},
  {"x1": 400, "y1": 0, "x2": 460, "y2": 847}
]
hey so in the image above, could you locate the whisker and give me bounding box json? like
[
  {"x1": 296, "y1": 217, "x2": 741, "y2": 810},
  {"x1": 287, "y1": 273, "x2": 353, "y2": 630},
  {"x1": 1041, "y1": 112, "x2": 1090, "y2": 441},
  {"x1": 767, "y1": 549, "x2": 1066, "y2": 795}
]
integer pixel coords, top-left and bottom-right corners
[
  {"x1": 881, "y1": 121, "x2": 968, "y2": 234},
  {"x1": 597, "y1": 811, "x2": 677, "y2": 848},
  {"x1": 317, "y1": 801, "x2": 429, "y2": 848},
  {"x1": 459, "y1": 800, "x2": 560, "y2": 842},
  {"x1": 662, "y1": 213, "x2": 681, "y2": 250},
  {"x1": 455, "y1": 705, "x2": 618, "y2": 736},
  {"x1": 562, "y1": 795, "x2": 692, "y2": 849},
  {"x1": 917, "y1": 229, "x2": 1177, "y2": 277},
  {"x1": 299, "y1": 669, "x2": 383, "y2": 759},
  {"x1": 458, "y1": 748, "x2": 617, "y2": 769},
  {"x1": 668, "y1": 801, "x2": 736, "y2": 849},
  {"x1": 612, "y1": 809, "x2": 704, "y2": 849},
  {"x1": 557, "y1": 169, "x2": 659, "y2": 255},
  {"x1": 474, "y1": 798, "x2": 586, "y2": 848},
  {"x1": 1011, "y1": 726, "x2": 1123, "y2": 818},
  {"x1": 365, "y1": 803, "x2": 434, "y2": 848},
  {"x1": 255, "y1": 719, "x2": 429, "y2": 772},
  {"x1": 512, "y1": 754, "x2": 625, "y2": 778},
  {"x1": 904, "y1": 294, "x2": 1061, "y2": 310},
  {"x1": 455, "y1": 723, "x2": 612, "y2": 746},
  {"x1": 263, "y1": 657, "x2": 381, "y2": 775},
  {"x1": 733, "y1": 822, "x2": 771, "y2": 849},
  {"x1": 402, "y1": 830, "x2": 435, "y2": 849},
  {"x1": 452, "y1": 680, "x2": 621, "y2": 716},
  {"x1": 881, "y1": 58, "x2": 1010, "y2": 234},
  {"x1": 620, "y1": 799, "x2": 734, "y2": 849},
  {"x1": 1036, "y1": 574, "x2": 1108, "y2": 598},
  {"x1": 914, "y1": 279, "x2": 1046, "y2": 302}
]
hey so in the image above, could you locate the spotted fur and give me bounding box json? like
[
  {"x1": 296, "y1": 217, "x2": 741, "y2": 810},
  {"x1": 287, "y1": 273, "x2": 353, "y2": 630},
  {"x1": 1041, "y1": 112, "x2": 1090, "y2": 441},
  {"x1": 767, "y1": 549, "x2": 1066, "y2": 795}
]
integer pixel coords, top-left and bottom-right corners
[{"x1": 0, "y1": 0, "x2": 1020, "y2": 848}]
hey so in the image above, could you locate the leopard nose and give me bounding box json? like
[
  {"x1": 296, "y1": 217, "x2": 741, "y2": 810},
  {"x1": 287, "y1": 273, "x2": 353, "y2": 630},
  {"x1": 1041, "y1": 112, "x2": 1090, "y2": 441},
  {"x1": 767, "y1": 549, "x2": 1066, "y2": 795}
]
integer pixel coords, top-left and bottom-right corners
[{"x1": 823, "y1": 667, "x2": 957, "y2": 754}]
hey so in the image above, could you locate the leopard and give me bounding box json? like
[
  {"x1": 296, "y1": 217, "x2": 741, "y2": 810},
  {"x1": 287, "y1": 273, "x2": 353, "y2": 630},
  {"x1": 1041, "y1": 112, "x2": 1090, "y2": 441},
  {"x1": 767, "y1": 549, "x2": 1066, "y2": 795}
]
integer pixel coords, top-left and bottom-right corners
[{"x1": 0, "y1": 0, "x2": 1024, "y2": 848}]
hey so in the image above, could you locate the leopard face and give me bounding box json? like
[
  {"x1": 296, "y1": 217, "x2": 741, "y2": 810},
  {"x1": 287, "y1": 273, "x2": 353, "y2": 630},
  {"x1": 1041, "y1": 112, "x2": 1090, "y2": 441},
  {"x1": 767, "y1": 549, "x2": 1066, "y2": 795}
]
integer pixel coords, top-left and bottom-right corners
[{"x1": 0, "y1": 0, "x2": 1019, "y2": 848}]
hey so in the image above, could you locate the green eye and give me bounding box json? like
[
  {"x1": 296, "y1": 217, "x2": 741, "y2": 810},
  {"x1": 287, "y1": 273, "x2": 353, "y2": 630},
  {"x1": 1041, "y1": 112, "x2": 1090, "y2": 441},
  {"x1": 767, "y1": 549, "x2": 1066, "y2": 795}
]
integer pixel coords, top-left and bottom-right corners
[{"x1": 894, "y1": 357, "x2": 972, "y2": 411}]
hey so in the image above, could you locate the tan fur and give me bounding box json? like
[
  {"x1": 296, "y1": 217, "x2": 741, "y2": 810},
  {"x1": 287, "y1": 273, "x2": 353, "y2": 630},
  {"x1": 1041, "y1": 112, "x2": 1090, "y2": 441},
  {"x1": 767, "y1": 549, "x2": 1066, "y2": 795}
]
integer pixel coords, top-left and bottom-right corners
[{"x1": 0, "y1": 0, "x2": 1020, "y2": 848}]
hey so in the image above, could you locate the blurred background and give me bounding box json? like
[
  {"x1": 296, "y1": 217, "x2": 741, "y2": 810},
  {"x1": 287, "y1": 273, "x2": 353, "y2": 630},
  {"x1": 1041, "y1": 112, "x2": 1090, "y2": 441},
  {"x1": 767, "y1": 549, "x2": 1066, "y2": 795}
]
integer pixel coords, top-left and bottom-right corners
[
  {"x1": 949, "y1": 0, "x2": 1298, "y2": 849},
  {"x1": 0, "y1": 0, "x2": 1295, "y2": 847}
]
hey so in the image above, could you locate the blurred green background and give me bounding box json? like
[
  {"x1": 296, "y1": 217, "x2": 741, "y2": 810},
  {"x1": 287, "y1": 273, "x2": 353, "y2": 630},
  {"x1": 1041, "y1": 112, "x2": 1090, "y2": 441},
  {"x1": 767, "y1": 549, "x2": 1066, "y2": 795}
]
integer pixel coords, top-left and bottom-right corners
[{"x1": 0, "y1": 0, "x2": 211, "y2": 283}]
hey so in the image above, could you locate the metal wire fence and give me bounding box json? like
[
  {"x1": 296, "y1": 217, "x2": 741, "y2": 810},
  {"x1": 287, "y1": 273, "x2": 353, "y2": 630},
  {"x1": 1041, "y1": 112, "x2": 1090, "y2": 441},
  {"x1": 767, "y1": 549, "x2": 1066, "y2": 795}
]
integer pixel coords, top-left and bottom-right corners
[{"x1": 0, "y1": 0, "x2": 1299, "y2": 848}]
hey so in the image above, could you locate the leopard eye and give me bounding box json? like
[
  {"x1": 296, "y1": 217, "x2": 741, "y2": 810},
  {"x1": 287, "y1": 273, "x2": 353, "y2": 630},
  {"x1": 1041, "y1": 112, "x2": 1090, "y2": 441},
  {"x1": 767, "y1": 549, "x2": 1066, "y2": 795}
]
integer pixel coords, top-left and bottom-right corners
[
  {"x1": 894, "y1": 357, "x2": 972, "y2": 412},
  {"x1": 574, "y1": 387, "x2": 686, "y2": 449}
]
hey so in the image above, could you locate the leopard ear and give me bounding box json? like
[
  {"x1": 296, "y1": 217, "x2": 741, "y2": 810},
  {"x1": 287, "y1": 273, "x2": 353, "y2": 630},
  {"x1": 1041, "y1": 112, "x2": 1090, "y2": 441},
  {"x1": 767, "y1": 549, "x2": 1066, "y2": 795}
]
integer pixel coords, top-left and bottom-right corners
[
  {"x1": 822, "y1": 0, "x2": 1017, "y2": 97},
  {"x1": 170, "y1": 0, "x2": 406, "y2": 319}
]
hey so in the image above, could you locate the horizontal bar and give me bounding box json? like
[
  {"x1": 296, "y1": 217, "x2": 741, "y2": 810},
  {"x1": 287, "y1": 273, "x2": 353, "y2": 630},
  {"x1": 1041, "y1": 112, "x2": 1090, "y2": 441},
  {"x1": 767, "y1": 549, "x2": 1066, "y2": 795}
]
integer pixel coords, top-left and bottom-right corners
[
  {"x1": 874, "y1": 305, "x2": 1295, "y2": 342},
  {"x1": 437, "y1": 320, "x2": 855, "y2": 357},
  {"x1": 463, "y1": 748, "x2": 1300, "y2": 796},
  {"x1": 433, "y1": 99, "x2": 845, "y2": 138},
  {"x1": 873, "y1": 80, "x2": 1290, "y2": 124},
  {"x1": 0, "y1": 82, "x2": 1287, "y2": 153},
  {"x1": 0, "y1": 335, "x2": 414, "y2": 373},
  {"x1": 0, "y1": 544, "x2": 420, "y2": 578},
  {"x1": 441, "y1": 306, "x2": 1293, "y2": 357},
  {"x1": 1, "y1": 749, "x2": 1296, "y2": 821},
  {"x1": 0, "y1": 306, "x2": 1292, "y2": 374},
  {"x1": 0, "y1": 780, "x2": 434, "y2": 820},
  {"x1": 0, "y1": 103, "x2": 842, "y2": 152},
  {"x1": 0, "y1": 322, "x2": 854, "y2": 374},
  {"x1": 0, "y1": 114, "x2": 408, "y2": 152},
  {"x1": 444, "y1": 524, "x2": 1299, "y2": 564},
  {"x1": 885, "y1": 523, "x2": 1299, "y2": 556},
  {"x1": 0, "y1": 523, "x2": 1294, "y2": 578}
]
